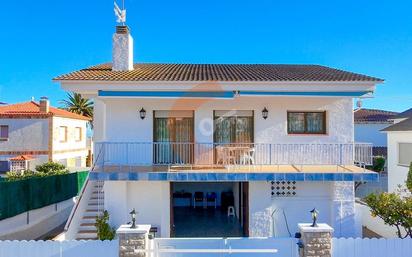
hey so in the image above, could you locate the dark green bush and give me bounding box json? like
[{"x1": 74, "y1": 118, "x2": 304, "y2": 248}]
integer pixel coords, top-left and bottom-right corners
[{"x1": 96, "y1": 210, "x2": 116, "y2": 240}]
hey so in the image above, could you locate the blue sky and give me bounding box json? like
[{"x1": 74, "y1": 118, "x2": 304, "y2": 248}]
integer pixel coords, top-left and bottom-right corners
[{"x1": 0, "y1": 0, "x2": 411, "y2": 111}]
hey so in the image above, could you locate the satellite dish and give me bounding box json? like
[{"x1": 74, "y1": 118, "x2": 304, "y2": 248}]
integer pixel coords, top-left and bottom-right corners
[{"x1": 114, "y1": 1, "x2": 126, "y2": 24}]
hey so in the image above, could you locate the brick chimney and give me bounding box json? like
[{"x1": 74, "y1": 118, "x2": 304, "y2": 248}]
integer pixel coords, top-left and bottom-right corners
[
  {"x1": 39, "y1": 96, "x2": 50, "y2": 113},
  {"x1": 112, "y1": 26, "x2": 134, "y2": 71}
]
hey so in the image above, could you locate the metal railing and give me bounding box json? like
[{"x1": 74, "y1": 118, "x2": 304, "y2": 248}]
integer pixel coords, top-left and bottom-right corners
[{"x1": 94, "y1": 142, "x2": 373, "y2": 169}]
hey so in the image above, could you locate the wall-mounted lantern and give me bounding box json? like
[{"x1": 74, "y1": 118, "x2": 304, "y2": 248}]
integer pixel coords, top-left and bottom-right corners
[
  {"x1": 139, "y1": 108, "x2": 146, "y2": 120},
  {"x1": 130, "y1": 208, "x2": 137, "y2": 229},
  {"x1": 262, "y1": 107, "x2": 268, "y2": 120},
  {"x1": 310, "y1": 208, "x2": 319, "y2": 227}
]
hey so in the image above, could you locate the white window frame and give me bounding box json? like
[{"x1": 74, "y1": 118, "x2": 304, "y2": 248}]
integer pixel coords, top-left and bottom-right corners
[
  {"x1": 75, "y1": 127, "x2": 82, "y2": 142},
  {"x1": 59, "y1": 126, "x2": 68, "y2": 143},
  {"x1": 398, "y1": 142, "x2": 412, "y2": 167}
]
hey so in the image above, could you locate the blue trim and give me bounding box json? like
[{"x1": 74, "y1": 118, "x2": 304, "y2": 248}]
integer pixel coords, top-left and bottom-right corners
[
  {"x1": 98, "y1": 90, "x2": 234, "y2": 98},
  {"x1": 89, "y1": 171, "x2": 378, "y2": 182},
  {"x1": 98, "y1": 90, "x2": 371, "y2": 98},
  {"x1": 240, "y1": 91, "x2": 371, "y2": 97}
]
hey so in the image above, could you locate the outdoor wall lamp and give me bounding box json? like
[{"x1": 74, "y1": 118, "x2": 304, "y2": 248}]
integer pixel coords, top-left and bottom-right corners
[
  {"x1": 130, "y1": 208, "x2": 137, "y2": 229},
  {"x1": 262, "y1": 107, "x2": 268, "y2": 120},
  {"x1": 310, "y1": 208, "x2": 319, "y2": 227},
  {"x1": 139, "y1": 108, "x2": 146, "y2": 120}
]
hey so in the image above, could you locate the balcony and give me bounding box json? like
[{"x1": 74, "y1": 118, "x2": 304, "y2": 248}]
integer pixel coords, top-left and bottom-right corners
[{"x1": 90, "y1": 142, "x2": 377, "y2": 182}]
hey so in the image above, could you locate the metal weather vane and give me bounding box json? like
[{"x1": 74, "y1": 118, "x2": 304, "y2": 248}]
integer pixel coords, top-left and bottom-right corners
[{"x1": 114, "y1": 0, "x2": 126, "y2": 25}]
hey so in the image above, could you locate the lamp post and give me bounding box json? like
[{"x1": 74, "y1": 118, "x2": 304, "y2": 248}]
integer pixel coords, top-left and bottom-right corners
[
  {"x1": 262, "y1": 107, "x2": 268, "y2": 120},
  {"x1": 310, "y1": 208, "x2": 319, "y2": 227},
  {"x1": 130, "y1": 209, "x2": 137, "y2": 229},
  {"x1": 139, "y1": 108, "x2": 146, "y2": 120}
]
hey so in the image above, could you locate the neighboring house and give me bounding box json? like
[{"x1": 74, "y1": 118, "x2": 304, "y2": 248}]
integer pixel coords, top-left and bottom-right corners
[
  {"x1": 0, "y1": 98, "x2": 91, "y2": 172},
  {"x1": 54, "y1": 24, "x2": 382, "y2": 240},
  {"x1": 382, "y1": 108, "x2": 412, "y2": 192},
  {"x1": 354, "y1": 109, "x2": 398, "y2": 156}
]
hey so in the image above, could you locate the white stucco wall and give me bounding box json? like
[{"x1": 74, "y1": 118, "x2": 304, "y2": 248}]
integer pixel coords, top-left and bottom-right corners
[
  {"x1": 387, "y1": 132, "x2": 412, "y2": 192},
  {"x1": 0, "y1": 118, "x2": 49, "y2": 151},
  {"x1": 354, "y1": 123, "x2": 389, "y2": 146},
  {"x1": 52, "y1": 117, "x2": 88, "y2": 167},
  {"x1": 248, "y1": 181, "x2": 358, "y2": 238},
  {"x1": 104, "y1": 181, "x2": 170, "y2": 237},
  {"x1": 100, "y1": 97, "x2": 353, "y2": 144}
]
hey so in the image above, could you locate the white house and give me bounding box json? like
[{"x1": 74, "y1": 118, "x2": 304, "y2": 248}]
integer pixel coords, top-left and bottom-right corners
[
  {"x1": 0, "y1": 98, "x2": 91, "y2": 172},
  {"x1": 354, "y1": 108, "x2": 398, "y2": 156},
  {"x1": 55, "y1": 24, "x2": 382, "y2": 240},
  {"x1": 382, "y1": 108, "x2": 412, "y2": 192}
]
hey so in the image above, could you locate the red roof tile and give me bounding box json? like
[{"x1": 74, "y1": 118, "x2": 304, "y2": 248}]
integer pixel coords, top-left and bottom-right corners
[
  {"x1": 0, "y1": 101, "x2": 91, "y2": 121},
  {"x1": 54, "y1": 63, "x2": 384, "y2": 82},
  {"x1": 9, "y1": 155, "x2": 35, "y2": 161},
  {"x1": 354, "y1": 108, "x2": 398, "y2": 123}
]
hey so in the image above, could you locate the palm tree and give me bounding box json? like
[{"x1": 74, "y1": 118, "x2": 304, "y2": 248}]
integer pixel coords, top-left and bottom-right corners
[{"x1": 60, "y1": 93, "x2": 93, "y2": 128}]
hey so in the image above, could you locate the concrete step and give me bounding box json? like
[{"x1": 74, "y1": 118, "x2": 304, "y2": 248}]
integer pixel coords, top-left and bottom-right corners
[
  {"x1": 76, "y1": 233, "x2": 98, "y2": 240},
  {"x1": 82, "y1": 218, "x2": 97, "y2": 224},
  {"x1": 79, "y1": 225, "x2": 96, "y2": 230}
]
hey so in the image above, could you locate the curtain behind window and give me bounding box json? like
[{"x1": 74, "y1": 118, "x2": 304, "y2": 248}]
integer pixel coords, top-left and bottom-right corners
[{"x1": 214, "y1": 114, "x2": 253, "y2": 144}]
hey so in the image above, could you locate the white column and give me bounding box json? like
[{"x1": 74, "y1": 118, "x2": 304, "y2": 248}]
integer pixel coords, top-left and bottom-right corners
[{"x1": 330, "y1": 181, "x2": 358, "y2": 237}]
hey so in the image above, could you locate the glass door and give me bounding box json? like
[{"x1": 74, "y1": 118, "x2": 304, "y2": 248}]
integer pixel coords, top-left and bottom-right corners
[
  {"x1": 154, "y1": 111, "x2": 194, "y2": 164},
  {"x1": 213, "y1": 111, "x2": 254, "y2": 164}
]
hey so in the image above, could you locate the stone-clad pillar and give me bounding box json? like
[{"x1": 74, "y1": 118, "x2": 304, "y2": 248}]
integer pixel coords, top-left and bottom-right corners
[
  {"x1": 298, "y1": 223, "x2": 333, "y2": 257},
  {"x1": 117, "y1": 224, "x2": 151, "y2": 257}
]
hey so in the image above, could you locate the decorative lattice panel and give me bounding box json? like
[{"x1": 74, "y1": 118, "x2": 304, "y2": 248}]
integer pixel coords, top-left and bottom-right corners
[{"x1": 271, "y1": 181, "x2": 297, "y2": 197}]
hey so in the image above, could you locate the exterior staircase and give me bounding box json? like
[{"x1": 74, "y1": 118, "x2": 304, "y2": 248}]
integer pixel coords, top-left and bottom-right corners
[{"x1": 75, "y1": 182, "x2": 104, "y2": 240}]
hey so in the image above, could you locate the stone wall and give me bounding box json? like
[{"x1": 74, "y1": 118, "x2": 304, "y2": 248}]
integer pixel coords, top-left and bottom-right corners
[{"x1": 299, "y1": 223, "x2": 333, "y2": 257}]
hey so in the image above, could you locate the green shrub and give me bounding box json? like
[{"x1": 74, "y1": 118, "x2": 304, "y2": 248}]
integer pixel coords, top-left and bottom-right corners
[
  {"x1": 96, "y1": 210, "x2": 116, "y2": 240},
  {"x1": 35, "y1": 162, "x2": 68, "y2": 174},
  {"x1": 5, "y1": 162, "x2": 69, "y2": 181},
  {"x1": 5, "y1": 170, "x2": 37, "y2": 181},
  {"x1": 406, "y1": 162, "x2": 412, "y2": 193},
  {"x1": 372, "y1": 156, "x2": 386, "y2": 172}
]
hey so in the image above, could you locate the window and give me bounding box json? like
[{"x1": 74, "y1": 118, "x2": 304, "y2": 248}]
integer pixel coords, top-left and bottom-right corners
[
  {"x1": 398, "y1": 143, "x2": 412, "y2": 166},
  {"x1": 214, "y1": 110, "x2": 254, "y2": 144},
  {"x1": 75, "y1": 127, "x2": 82, "y2": 141},
  {"x1": 0, "y1": 125, "x2": 9, "y2": 141},
  {"x1": 59, "y1": 126, "x2": 68, "y2": 142},
  {"x1": 287, "y1": 111, "x2": 326, "y2": 134}
]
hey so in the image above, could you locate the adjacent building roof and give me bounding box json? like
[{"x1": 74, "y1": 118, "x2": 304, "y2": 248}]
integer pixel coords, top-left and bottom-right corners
[
  {"x1": 381, "y1": 108, "x2": 412, "y2": 132},
  {"x1": 395, "y1": 108, "x2": 412, "y2": 119},
  {"x1": 9, "y1": 155, "x2": 35, "y2": 161},
  {"x1": 53, "y1": 63, "x2": 384, "y2": 82},
  {"x1": 354, "y1": 108, "x2": 398, "y2": 123},
  {"x1": 0, "y1": 101, "x2": 91, "y2": 121}
]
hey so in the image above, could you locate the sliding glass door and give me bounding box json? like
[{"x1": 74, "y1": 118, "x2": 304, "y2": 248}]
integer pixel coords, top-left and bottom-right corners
[
  {"x1": 154, "y1": 111, "x2": 194, "y2": 164},
  {"x1": 214, "y1": 110, "x2": 254, "y2": 144}
]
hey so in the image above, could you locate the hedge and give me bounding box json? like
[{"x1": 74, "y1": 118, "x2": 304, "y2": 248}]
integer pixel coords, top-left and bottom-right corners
[{"x1": 0, "y1": 171, "x2": 88, "y2": 220}]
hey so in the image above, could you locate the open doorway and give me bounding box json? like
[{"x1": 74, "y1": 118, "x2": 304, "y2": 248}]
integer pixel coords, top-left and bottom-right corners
[{"x1": 170, "y1": 182, "x2": 248, "y2": 237}]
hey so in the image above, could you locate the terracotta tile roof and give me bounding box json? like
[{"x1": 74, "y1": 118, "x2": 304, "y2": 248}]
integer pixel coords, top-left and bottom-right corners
[
  {"x1": 0, "y1": 101, "x2": 91, "y2": 121},
  {"x1": 354, "y1": 108, "x2": 398, "y2": 123},
  {"x1": 53, "y1": 63, "x2": 383, "y2": 82},
  {"x1": 9, "y1": 155, "x2": 35, "y2": 161}
]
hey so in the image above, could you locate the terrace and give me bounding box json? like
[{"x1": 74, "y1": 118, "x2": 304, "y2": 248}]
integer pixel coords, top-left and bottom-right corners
[{"x1": 89, "y1": 142, "x2": 378, "y2": 182}]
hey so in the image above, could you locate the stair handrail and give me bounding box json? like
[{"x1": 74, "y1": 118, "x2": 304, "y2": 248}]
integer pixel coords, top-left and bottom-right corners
[{"x1": 64, "y1": 146, "x2": 104, "y2": 232}]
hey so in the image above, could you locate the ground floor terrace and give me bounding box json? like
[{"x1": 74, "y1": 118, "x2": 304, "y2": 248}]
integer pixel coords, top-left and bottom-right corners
[{"x1": 102, "y1": 179, "x2": 364, "y2": 239}]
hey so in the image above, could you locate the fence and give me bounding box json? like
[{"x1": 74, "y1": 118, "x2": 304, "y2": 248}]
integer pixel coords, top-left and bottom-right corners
[
  {"x1": 1, "y1": 237, "x2": 412, "y2": 257},
  {"x1": 0, "y1": 171, "x2": 88, "y2": 220},
  {"x1": 332, "y1": 238, "x2": 412, "y2": 257},
  {"x1": 95, "y1": 142, "x2": 373, "y2": 168},
  {"x1": 0, "y1": 240, "x2": 118, "y2": 257}
]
